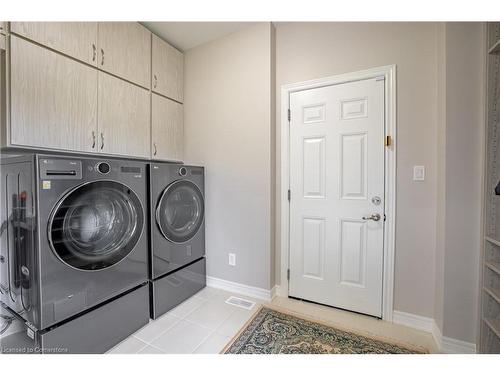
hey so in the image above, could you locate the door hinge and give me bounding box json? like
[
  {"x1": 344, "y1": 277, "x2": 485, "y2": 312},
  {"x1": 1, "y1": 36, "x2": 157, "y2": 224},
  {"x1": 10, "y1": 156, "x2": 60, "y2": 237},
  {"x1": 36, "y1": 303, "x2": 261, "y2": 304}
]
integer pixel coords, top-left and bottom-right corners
[
  {"x1": 287, "y1": 109, "x2": 291, "y2": 122},
  {"x1": 287, "y1": 269, "x2": 290, "y2": 280},
  {"x1": 287, "y1": 189, "x2": 291, "y2": 201},
  {"x1": 384, "y1": 214, "x2": 387, "y2": 222},
  {"x1": 384, "y1": 135, "x2": 392, "y2": 147}
]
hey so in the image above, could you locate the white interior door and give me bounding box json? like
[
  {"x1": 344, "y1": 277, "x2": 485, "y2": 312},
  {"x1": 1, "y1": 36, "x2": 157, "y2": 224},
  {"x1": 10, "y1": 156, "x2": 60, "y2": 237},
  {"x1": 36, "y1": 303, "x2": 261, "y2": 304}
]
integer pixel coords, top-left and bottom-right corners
[{"x1": 289, "y1": 77, "x2": 385, "y2": 317}]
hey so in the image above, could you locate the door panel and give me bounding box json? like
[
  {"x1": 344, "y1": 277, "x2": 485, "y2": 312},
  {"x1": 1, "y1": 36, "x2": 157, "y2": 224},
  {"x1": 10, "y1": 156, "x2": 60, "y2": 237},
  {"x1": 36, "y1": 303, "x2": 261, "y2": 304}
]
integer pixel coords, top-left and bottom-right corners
[
  {"x1": 289, "y1": 78, "x2": 385, "y2": 317},
  {"x1": 339, "y1": 219, "x2": 366, "y2": 287},
  {"x1": 11, "y1": 22, "x2": 98, "y2": 65},
  {"x1": 302, "y1": 217, "x2": 325, "y2": 280},
  {"x1": 152, "y1": 34, "x2": 184, "y2": 102},
  {"x1": 340, "y1": 133, "x2": 367, "y2": 199},
  {"x1": 151, "y1": 93, "x2": 183, "y2": 161},
  {"x1": 303, "y1": 137, "x2": 326, "y2": 198},
  {"x1": 10, "y1": 36, "x2": 98, "y2": 152},
  {"x1": 98, "y1": 22, "x2": 151, "y2": 89},
  {"x1": 98, "y1": 72, "x2": 150, "y2": 158}
]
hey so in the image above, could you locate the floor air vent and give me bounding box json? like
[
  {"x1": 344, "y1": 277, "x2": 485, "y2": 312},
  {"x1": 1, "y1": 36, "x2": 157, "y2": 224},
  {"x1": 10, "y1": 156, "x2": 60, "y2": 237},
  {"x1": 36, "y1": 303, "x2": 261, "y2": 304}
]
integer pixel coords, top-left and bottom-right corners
[{"x1": 225, "y1": 296, "x2": 255, "y2": 310}]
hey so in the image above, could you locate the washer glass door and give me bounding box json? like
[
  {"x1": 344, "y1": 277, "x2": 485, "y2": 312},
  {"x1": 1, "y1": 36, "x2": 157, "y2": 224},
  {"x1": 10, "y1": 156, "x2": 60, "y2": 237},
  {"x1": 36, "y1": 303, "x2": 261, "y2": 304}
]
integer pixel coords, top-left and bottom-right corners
[
  {"x1": 48, "y1": 181, "x2": 144, "y2": 271},
  {"x1": 156, "y1": 180, "x2": 204, "y2": 243}
]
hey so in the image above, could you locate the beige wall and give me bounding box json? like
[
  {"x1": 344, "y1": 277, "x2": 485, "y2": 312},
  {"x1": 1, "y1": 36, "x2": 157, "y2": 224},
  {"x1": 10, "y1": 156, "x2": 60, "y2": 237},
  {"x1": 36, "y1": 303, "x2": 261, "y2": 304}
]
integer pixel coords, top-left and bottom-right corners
[
  {"x1": 434, "y1": 23, "x2": 447, "y2": 331},
  {"x1": 184, "y1": 21, "x2": 484, "y2": 345},
  {"x1": 183, "y1": 23, "x2": 275, "y2": 289},
  {"x1": 437, "y1": 22, "x2": 484, "y2": 344},
  {"x1": 275, "y1": 22, "x2": 440, "y2": 318}
]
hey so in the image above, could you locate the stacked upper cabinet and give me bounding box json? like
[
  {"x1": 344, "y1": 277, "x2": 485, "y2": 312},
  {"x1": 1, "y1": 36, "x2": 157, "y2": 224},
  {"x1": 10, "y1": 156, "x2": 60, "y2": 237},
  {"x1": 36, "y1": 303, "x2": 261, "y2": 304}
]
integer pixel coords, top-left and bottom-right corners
[
  {"x1": 152, "y1": 34, "x2": 183, "y2": 101},
  {"x1": 97, "y1": 22, "x2": 151, "y2": 89},
  {"x1": 9, "y1": 35, "x2": 98, "y2": 153},
  {"x1": 98, "y1": 72, "x2": 150, "y2": 158},
  {"x1": 6, "y1": 22, "x2": 151, "y2": 158},
  {"x1": 151, "y1": 34, "x2": 184, "y2": 161},
  {"x1": 97, "y1": 22, "x2": 151, "y2": 157},
  {"x1": 11, "y1": 22, "x2": 99, "y2": 66}
]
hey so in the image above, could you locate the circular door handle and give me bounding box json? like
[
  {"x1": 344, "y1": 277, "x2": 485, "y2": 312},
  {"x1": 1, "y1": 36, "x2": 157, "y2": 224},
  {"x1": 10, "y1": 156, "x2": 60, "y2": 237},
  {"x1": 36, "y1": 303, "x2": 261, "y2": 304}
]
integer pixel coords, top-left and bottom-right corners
[{"x1": 362, "y1": 213, "x2": 381, "y2": 221}]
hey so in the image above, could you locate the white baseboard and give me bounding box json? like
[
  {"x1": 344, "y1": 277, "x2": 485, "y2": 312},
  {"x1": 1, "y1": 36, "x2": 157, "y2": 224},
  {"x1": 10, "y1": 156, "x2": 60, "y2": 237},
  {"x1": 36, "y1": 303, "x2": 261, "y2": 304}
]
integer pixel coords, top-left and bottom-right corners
[
  {"x1": 440, "y1": 336, "x2": 476, "y2": 354},
  {"x1": 432, "y1": 321, "x2": 443, "y2": 351},
  {"x1": 393, "y1": 310, "x2": 476, "y2": 354},
  {"x1": 206, "y1": 276, "x2": 273, "y2": 302},
  {"x1": 393, "y1": 310, "x2": 435, "y2": 333},
  {"x1": 431, "y1": 322, "x2": 476, "y2": 354}
]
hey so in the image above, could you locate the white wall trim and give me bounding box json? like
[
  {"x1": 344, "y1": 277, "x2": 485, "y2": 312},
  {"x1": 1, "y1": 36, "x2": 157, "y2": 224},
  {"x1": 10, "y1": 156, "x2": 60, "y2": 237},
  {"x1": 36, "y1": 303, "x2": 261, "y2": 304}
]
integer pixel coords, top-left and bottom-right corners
[
  {"x1": 440, "y1": 336, "x2": 477, "y2": 354},
  {"x1": 279, "y1": 65, "x2": 397, "y2": 321},
  {"x1": 393, "y1": 310, "x2": 435, "y2": 333},
  {"x1": 393, "y1": 310, "x2": 476, "y2": 354},
  {"x1": 206, "y1": 276, "x2": 273, "y2": 302}
]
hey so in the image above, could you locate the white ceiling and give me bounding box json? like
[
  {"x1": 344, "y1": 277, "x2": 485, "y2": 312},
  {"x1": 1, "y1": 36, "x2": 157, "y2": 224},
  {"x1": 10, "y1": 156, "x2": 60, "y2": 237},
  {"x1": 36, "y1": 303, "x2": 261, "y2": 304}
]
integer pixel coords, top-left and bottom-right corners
[{"x1": 141, "y1": 22, "x2": 256, "y2": 52}]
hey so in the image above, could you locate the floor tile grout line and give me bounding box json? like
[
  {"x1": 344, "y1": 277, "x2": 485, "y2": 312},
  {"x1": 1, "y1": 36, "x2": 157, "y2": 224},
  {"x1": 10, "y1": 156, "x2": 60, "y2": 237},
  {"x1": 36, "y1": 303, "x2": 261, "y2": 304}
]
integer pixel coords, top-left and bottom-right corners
[
  {"x1": 133, "y1": 316, "x2": 184, "y2": 345},
  {"x1": 190, "y1": 325, "x2": 218, "y2": 353},
  {"x1": 169, "y1": 298, "x2": 209, "y2": 320},
  {"x1": 141, "y1": 342, "x2": 169, "y2": 354},
  {"x1": 153, "y1": 316, "x2": 217, "y2": 353},
  {"x1": 183, "y1": 304, "x2": 242, "y2": 333},
  {"x1": 123, "y1": 336, "x2": 148, "y2": 354}
]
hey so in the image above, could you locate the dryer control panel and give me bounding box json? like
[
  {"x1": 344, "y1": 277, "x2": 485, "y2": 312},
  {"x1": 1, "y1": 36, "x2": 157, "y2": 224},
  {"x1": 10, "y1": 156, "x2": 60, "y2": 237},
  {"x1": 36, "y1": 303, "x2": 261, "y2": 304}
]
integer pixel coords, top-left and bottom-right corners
[{"x1": 39, "y1": 159, "x2": 82, "y2": 180}]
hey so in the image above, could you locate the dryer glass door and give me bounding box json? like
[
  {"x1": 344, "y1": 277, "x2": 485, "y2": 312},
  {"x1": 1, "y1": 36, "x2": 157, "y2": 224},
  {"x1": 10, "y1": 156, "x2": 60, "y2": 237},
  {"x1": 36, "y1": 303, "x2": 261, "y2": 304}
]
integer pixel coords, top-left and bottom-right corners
[
  {"x1": 156, "y1": 180, "x2": 204, "y2": 244},
  {"x1": 48, "y1": 181, "x2": 144, "y2": 271}
]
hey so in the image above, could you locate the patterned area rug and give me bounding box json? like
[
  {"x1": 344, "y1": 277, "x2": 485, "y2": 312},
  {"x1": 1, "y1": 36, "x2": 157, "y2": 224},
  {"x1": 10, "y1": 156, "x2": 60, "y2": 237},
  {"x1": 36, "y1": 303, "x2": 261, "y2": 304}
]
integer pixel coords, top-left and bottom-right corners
[{"x1": 223, "y1": 307, "x2": 426, "y2": 354}]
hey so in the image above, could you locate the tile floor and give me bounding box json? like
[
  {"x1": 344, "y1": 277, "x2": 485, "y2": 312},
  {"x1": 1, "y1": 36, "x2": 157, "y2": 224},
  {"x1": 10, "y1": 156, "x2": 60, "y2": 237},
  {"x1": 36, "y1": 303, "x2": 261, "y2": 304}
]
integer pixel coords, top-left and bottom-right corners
[
  {"x1": 108, "y1": 286, "x2": 438, "y2": 354},
  {"x1": 108, "y1": 287, "x2": 261, "y2": 354}
]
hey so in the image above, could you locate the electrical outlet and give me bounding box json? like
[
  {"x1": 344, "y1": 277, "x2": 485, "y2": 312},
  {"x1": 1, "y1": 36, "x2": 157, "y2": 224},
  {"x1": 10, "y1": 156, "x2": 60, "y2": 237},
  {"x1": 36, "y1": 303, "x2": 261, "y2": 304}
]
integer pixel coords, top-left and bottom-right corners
[{"x1": 228, "y1": 253, "x2": 236, "y2": 266}]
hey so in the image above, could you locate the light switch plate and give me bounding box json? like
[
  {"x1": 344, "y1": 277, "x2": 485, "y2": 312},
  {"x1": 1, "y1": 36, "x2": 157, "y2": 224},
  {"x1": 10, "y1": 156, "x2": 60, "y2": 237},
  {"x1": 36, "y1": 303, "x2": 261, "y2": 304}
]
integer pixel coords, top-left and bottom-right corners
[
  {"x1": 413, "y1": 166, "x2": 425, "y2": 181},
  {"x1": 228, "y1": 253, "x2": 236, "y2": 266}
]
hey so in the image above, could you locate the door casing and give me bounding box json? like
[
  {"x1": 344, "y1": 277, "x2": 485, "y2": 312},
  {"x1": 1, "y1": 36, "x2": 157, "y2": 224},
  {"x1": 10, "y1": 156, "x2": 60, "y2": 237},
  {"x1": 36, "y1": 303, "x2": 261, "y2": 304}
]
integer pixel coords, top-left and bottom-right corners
[{"x1": 279, "y1": 65, "x2": 397, "y2": 321}]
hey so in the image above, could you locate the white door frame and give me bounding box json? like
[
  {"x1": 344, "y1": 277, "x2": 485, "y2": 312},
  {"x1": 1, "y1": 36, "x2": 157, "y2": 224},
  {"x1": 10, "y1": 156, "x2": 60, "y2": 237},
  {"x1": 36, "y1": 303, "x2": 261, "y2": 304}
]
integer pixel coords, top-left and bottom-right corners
[{"x1": 279, "y1": 65, "x2": 397, "y2": 321}]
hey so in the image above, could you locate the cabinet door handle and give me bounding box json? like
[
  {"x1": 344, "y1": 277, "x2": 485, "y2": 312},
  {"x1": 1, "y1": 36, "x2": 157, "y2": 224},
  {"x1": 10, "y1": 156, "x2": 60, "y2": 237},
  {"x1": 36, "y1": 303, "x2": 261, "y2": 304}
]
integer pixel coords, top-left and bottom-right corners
[
  {"x1": 92, "y1": 43, "x2": 96, "y2": 62},
  {"x1": 92, "y1": 131, "x2": 96, "y2": 149},
  {"x1": 153, "y1": 75, "x2": 157, "y2": 88},
  {"x1": 101, "y1": 48, "x2": 104, "y2": 66},
  {"x1": 100, "y1": 133, "x2": 104, "y2": 150},
  {"x1": 153, "y1": 142, "x2": 157, "y2": 156}
]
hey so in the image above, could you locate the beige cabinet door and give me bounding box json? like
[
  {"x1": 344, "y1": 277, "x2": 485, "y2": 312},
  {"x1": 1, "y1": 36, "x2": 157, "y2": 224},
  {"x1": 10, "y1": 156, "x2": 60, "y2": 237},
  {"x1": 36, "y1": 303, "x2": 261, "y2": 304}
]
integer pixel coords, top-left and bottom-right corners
[
  {"x1": 10, "y1": 36, "x2": 98, "y2": 152},
  {"x1": 152, "y1": 93, "x2": 183, "y2": 161},
  {"x1": 152, "y1": 34, "x2": 183, "y2": 102},
  {"x1": 11, "y1": 22, "x2": 98, "y2": 65},
  {"x1": 98, "y1": 72, "x2": 150, "y2": 158},
  {"x1": 98, "y1": 22, "x2": 151, "y2": 89}
]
